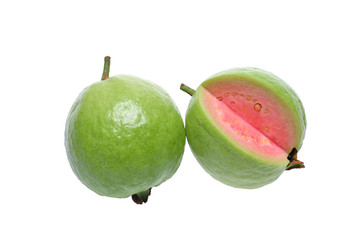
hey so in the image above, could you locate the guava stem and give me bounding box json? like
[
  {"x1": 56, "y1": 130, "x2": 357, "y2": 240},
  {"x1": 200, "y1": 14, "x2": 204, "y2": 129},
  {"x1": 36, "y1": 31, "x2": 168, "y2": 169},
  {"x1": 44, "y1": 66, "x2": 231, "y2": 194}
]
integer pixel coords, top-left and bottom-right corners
[
  {"x1": 286, "y1": 148, "x2": 305, "y2": 170},
  {"x1": 101, "y1": 56, "x2": 111, "y2": 81},
  {"x1": 131, "y1": 188, "x2": 152, "y2": 204},
  {"x1": 180, "y1": 83, "x2": 196, "y2": 96}
]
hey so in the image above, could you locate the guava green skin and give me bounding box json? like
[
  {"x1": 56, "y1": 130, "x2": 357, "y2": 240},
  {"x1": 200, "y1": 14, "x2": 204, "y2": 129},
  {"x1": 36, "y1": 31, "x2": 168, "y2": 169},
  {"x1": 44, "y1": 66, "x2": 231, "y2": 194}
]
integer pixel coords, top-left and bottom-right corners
[
  {"x1": 65, "y1": 75, "x2": 186, "y2": 198},
  {"x1": 185, "y1": 68, "x2": 306, "y2": 189}
]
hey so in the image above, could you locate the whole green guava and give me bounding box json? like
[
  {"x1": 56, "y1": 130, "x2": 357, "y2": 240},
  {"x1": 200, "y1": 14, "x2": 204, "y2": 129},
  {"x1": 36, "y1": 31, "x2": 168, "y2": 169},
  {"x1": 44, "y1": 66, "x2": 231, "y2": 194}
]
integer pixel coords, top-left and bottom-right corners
[{"x1": 65, "y1": 57, "x2": 185, "y2": 204}]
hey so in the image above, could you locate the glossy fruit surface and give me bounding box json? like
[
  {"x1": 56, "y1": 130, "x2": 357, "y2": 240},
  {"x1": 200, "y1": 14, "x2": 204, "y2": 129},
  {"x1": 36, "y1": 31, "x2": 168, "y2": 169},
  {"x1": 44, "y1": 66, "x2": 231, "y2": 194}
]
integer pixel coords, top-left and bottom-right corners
[
  {"x1": 183, "y1": 68, "x2": 306, "y2": 189},
  {"x1": 65, "y1": 59, "x2": 185, "y2": 202}
]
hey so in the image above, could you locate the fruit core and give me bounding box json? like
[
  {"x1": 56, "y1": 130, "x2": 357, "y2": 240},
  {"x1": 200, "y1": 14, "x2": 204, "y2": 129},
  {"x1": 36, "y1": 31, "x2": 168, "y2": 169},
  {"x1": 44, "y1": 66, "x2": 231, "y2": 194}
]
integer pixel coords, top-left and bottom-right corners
[{"x1": 201, "y1": 79, "x2": 298, "y2": 162}]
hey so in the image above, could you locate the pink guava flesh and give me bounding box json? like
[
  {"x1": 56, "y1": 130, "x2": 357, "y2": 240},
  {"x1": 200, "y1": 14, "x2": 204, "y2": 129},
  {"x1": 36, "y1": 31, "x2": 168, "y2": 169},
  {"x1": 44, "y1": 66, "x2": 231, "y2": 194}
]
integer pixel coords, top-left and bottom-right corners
[{"x1": 201, "y1": 81, "x2": 298, "y2": 163}]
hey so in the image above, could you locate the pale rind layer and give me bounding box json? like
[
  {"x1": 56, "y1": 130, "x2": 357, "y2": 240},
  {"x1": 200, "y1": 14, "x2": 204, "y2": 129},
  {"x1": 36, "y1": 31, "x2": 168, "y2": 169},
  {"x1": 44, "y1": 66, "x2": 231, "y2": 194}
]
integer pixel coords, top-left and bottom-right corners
[
  {"x1": 185, "y1": 68, "x2": 306, "y2": 189},
  {"x1": 65, "y1": 75, "x2": 186, "y2": 198}
]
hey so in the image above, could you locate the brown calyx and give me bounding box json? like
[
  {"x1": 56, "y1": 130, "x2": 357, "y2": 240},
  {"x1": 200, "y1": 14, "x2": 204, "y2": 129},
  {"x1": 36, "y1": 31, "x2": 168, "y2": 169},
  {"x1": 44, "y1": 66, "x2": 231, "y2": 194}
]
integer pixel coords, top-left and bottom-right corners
[
  {"x1": 286, "y1": 148, "x2": 305, "y2": 170},
  {"x1": 131, "y1": 188, "x2": 152, "y2": 204}
]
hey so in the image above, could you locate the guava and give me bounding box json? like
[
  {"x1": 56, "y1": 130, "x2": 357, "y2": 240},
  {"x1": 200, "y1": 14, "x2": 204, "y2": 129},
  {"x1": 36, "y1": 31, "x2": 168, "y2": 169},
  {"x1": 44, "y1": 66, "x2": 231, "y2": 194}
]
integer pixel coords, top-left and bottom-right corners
[
  {"x1": 181, "y1": 68, "x2": 306, "y2": 189},
  {"x1": 65, "y1": 56, "x2": 185, "y2": 204}
]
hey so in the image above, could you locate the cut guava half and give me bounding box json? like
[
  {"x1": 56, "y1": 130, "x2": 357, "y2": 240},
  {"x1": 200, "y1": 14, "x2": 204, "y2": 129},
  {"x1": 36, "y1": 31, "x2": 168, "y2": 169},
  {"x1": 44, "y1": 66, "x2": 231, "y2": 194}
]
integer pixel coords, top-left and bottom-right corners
[{"x1": 181, "y1": 68, "x2": 306, "y2": 188}]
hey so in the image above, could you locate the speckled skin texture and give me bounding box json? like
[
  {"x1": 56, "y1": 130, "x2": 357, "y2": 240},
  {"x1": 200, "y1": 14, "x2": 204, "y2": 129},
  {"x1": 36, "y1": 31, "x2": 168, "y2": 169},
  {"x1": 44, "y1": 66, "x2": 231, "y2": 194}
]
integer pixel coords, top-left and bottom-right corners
[
  {"x1": 185, "y1": 68, "x2": 306, "y2": 189},
  {"x1": 65, "y1": 75, "x2": 185, "y2": 198}
]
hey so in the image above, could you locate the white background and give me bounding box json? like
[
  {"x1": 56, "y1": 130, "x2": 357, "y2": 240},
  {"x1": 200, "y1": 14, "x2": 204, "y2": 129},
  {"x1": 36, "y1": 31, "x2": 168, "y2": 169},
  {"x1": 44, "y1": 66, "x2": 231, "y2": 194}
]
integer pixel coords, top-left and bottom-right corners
[{"x1": 1, "y1": 0, "x2": 360, "y2": 239}]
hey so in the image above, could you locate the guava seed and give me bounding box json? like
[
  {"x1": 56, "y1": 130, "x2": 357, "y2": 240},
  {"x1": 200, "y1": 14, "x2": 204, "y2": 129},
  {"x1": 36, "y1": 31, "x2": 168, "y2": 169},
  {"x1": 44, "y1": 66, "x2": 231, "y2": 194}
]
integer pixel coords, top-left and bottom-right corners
[{"x1": 254, "y1": 103, "x2": 262, "y2": 111}]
